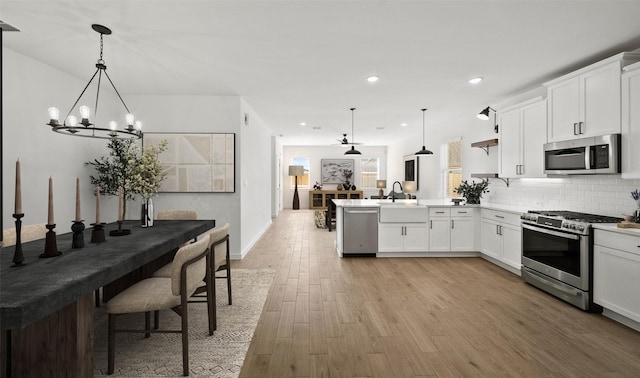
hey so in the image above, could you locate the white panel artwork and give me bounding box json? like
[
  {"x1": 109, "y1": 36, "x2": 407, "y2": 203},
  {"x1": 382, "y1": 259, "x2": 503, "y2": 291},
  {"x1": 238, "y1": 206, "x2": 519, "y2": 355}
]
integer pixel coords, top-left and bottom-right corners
[{"x1": 145, "y1": 133, "x2": 235, "y2": 193}]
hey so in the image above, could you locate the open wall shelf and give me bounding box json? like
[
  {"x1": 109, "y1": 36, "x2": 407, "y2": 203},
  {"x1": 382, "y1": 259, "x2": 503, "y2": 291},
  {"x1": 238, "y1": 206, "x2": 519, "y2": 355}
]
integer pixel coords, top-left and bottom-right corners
[
  {"x1": 471, "y1": 138, "x2": 498, "y2": 155},
  {"x1": 471, "y1": 173, "x2": 510, "y2": 187}
]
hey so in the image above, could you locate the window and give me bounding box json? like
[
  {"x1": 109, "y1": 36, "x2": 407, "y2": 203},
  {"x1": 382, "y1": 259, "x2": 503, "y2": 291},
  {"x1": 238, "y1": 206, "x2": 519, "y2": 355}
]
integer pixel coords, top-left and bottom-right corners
[
  {"x1": 442, "y1": 140, "x2": 462, "y2": 197},
  {"x1": 360, "y1": 158, "x2": 379, "y2": 188},
  {"x1": 290, "y1": 157, "x2": 310, "y2": 188}
]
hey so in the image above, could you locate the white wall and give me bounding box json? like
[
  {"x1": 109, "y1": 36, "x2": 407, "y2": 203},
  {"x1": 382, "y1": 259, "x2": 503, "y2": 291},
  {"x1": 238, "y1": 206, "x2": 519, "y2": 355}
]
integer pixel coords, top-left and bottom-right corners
[
  {"x1": 0, "y1": 46, "x2": 290, "y2": 260},
  {"x1": 127, "y1": 94, "x2": 273, "y2": 259},
  {"x1": 3, "y1": 48, "x2": 121, "y2": 232},
  {"x1": 272, "y1": 135, "x2": 284, "y2": 217},
  {"x1": 282, "y1": 145, "x2": 387, "y2": 209},
  {"x1": 240, "y1": 99, "x2": 273, "y2": 256}
]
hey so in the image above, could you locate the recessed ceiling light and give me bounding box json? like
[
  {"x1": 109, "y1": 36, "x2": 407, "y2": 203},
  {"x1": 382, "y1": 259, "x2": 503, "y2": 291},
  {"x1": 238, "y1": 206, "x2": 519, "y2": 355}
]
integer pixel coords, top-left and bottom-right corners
[
  {"x1": 367, "y1": 75, "x2": 379, "y2": 83},
  {"x1": 299, "y1": 122, "x2": 307, "y2": 126},
  {"x1": 375, "y1": 127, "x2": 385, "y2": 130},
  {"x1": 468, "y1": 77, "x2": 483, "y2": 84},
  {"x1": 400, "y1": 123, "x2": 408, "y2": 127}
]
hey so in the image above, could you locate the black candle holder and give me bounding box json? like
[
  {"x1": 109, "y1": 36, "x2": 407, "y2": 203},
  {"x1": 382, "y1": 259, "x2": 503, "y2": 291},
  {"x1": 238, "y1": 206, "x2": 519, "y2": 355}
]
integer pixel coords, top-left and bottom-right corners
[
  {"x1": 109, "y1": 220, "x2": 131, "y2": 236},
  {"x1": 11, "y1": 213, "x2": 25, "y2": 267},
  {"x1": 90, "y1": 222, "x2": 106, "y2": 243},
  {"x1": 40, "y1": 223, "x2": 62, "y2": 258},
  {"x1": 71, "y1": 220, "x2": 85, "y2": 248}
]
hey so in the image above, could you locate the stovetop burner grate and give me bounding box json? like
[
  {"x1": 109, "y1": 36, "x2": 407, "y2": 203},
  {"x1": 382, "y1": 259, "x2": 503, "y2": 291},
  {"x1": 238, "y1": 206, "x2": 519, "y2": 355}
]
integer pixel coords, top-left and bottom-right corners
[{"x1": 528, "y1": 210, "x2": 623, "y2": 224}]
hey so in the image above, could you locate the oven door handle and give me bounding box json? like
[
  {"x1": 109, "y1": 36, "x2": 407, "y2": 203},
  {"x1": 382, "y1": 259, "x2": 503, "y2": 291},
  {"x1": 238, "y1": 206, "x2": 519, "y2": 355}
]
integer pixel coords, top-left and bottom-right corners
[
  {"x1": 524, "y1": 268, "x2": 583, "y2": 297},
  {"x1": 522, "y1": 223, "x2": 580, "y2": 240}
]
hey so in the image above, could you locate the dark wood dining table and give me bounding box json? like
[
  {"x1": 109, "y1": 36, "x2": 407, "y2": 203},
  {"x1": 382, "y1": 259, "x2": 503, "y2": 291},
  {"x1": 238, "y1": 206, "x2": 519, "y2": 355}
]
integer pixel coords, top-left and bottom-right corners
[{"x1": 0, "y1": 219, "x2": 215, "y2": 377}]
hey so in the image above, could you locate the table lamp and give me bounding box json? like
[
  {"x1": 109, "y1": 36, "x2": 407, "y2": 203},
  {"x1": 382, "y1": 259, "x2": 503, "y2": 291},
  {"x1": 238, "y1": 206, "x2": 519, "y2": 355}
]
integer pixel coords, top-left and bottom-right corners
[
  {"x1": 402, "y1": 180, "x2": 417, "y2": 199},
  {"x1": 376, "y1": 180, "x2": 387, "y2": 197},
  {"x1": 289, "y1": 165, "x2": 304, "y2": 210}
]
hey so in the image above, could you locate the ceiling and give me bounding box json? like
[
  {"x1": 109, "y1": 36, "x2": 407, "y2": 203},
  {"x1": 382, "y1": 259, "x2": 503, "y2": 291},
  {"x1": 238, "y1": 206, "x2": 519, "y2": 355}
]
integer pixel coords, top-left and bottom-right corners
[{"x1": 3, "y1": 1, "x2": 640, "y2": 146}]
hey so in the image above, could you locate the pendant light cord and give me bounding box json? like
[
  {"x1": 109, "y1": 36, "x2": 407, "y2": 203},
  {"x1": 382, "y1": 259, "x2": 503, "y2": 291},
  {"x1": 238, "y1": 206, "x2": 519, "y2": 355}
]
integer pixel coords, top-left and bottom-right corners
[
  {"x1": 351, "y1": 107, "x2": 356, "y2": 142},
  {"x1": 421, "y1": 108, "x2": 427, "y2": 146}
]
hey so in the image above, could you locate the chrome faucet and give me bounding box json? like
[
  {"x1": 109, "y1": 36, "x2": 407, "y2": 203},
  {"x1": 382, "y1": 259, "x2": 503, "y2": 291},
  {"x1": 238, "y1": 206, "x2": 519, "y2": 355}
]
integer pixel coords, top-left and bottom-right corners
[{"x1": 391, "y1": 181, "x2": 403, "y2": 203}]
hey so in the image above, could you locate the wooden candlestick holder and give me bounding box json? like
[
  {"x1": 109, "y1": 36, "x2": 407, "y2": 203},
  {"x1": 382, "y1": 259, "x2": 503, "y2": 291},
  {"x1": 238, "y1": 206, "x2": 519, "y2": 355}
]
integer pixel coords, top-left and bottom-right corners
[
  {"x1": 11, "y1": 213, "x2": 26, "y2": 267},
  {"x1": 40, "y1": 223, "x2": 62, "y2": 258},
  {"x1": 90, "y1": 223, "x2": 106, "y2": 243},
  {"x1": 71, "y1": 220, "x2": 85, "y2": 249}
]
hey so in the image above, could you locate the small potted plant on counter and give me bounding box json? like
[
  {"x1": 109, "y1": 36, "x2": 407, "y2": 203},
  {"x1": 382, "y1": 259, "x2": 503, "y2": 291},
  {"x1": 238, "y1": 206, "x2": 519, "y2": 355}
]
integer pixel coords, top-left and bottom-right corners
[{"x1": 454, "y1": 179, "x2": 489, "y2": 204}]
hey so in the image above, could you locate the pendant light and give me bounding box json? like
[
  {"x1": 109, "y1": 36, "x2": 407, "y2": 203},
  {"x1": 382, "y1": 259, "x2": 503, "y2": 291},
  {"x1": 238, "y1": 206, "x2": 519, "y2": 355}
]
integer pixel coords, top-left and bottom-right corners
[
  {"x1": 415, "y1": 108, "x2": 433, "y2": 155},
  {"x1": 344, "y1": 107, "x2": 361, "y2": 155}
]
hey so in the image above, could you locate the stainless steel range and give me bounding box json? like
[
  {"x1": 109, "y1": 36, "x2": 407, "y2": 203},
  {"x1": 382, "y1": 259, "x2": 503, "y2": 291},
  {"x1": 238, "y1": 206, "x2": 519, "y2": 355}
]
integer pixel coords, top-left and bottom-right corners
[{"x1": 520, "y1": 210, "x2": 622, "y2": 311}]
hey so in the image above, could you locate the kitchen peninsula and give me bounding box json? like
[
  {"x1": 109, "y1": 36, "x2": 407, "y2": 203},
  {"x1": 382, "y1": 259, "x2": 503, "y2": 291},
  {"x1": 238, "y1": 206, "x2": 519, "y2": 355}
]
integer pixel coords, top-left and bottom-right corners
[
  {"x1": 333, "y1": 199, "x2": 527, "y2": 272},
  {"x1": 335, "y1": 199, "x2": 475, "y2": 257}
]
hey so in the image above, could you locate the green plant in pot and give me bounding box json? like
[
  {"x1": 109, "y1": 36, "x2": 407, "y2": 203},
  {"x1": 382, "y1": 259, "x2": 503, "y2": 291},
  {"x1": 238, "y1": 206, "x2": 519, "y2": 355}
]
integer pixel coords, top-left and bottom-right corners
[
  {"x1": 86, "y1": 138, "x2": 167, "y2": 220},
  {"x1": 454, "y1": 179, "x2": 489, "y2": 204}
]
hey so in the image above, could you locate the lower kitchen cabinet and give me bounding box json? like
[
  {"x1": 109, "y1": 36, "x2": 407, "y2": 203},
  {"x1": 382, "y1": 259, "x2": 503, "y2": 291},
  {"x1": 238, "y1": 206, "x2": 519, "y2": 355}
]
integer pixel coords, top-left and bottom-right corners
[
  {"x1": 594, "y1": 229, "x2": 640, "y2": 325},
  {"x1": 378, "y1": 223, "x2": 428, "y2": 252},
  {"x1": 428, "y1": 207, "x2": 475, "y2": 252},
  {"x1": 480, "y1": 209, "x2": 522, "y2": 272}
]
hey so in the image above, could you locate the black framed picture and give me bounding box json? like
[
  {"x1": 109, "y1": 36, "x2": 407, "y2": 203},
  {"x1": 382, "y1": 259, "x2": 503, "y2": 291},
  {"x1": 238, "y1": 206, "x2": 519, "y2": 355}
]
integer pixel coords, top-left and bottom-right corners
[
  {"x1": 404, "y1": 154, "x2": 418, "y2": 189},
  {"x1": 321, "y1": 159, "x2": 354, "y2": 184}
]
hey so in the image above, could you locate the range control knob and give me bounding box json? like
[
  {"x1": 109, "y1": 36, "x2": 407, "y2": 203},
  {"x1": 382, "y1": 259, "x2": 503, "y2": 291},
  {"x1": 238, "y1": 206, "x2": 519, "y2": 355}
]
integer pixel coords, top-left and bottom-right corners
[
  {"x1": 569, "y1": 224, "x2": 576, "y2": 230},
  {"x1": 577, "y1": 224, "x2": 585, "y2": 231}
]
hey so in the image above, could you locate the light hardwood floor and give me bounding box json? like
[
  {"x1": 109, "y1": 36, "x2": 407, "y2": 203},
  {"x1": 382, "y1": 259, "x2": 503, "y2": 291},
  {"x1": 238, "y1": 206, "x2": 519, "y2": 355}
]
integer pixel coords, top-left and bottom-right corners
[{"x1": 235, "y1": 210, "x2": 640, "y2": 377}]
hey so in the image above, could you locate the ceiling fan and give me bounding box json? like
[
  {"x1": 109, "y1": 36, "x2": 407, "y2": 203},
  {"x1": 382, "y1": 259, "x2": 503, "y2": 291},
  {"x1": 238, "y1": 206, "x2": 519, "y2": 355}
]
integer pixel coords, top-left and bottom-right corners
[{"x1": 336, "y1": 133, "x2": 362, "y2": 146}]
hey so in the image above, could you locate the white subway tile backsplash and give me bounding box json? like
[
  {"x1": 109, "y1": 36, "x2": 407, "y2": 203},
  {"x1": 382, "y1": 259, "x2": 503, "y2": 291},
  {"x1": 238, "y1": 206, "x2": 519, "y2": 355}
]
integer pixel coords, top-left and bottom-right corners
[{"x1": 487, "y1": 175, "x2": 640, "y2": 217}]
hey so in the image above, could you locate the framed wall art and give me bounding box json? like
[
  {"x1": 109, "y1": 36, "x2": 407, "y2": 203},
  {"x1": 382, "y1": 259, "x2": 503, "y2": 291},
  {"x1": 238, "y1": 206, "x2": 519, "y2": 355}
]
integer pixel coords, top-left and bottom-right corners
[
  {"x1": 321, "y1": 159, "x2": 354, "y2": 184},
  {"x1": 144, "y1": 133, "x2": 235, "y2": 193},
  {"x1": 404, "y1": 154, "x2": 418, "y2": 189}
]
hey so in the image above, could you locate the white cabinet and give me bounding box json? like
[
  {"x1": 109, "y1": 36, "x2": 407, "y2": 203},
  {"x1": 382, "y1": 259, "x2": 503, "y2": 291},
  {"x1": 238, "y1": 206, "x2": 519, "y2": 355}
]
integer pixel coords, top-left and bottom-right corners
[
  {"x1": 622, "y1": 62, "x2": 640, "y2": 178},
  {"x1": 480, "y1": 209, "x2": 522, "y2": 272},
  {"x1": 378, "y1": 223, "x2": 428, "y2": 252},
  {"x1": 544, "y1": 52, "x2": 640, "y2": 143},
  {"x1": 428, "y1": 207, "x2": 475, "y2": 252},
  {"x1": 594, "y1": 229, "x2": 640, "y2": 325},
  {"x1": 378, "y1": 206, "x2": 428, "y2": 253},
  {"x1": 498, "y1": 97, "x2": 547, "y2": 178}
]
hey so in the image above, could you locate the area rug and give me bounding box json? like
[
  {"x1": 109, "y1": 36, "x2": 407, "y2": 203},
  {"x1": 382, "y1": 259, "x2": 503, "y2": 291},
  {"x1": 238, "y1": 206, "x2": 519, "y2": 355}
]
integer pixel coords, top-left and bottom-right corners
[{"x1": 93, "y1": 268, "x2": 275, "y2": 377}]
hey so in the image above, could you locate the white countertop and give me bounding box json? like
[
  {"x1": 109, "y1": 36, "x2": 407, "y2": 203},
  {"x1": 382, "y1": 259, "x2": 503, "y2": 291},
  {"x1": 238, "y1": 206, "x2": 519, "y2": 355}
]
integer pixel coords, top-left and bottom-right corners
[
  {"x1": 332, "y1": 198, "x2": 527, "y2": 215},
  {"x1": 593, "y1": 223, "x2": 640, "y2": 237}
]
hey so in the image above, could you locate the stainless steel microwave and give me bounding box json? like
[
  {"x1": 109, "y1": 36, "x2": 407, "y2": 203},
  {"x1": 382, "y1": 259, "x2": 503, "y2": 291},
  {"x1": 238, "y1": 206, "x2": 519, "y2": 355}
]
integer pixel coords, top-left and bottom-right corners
[{"x1": 544, "y1": 134, "x2": 621, "y2": 175}]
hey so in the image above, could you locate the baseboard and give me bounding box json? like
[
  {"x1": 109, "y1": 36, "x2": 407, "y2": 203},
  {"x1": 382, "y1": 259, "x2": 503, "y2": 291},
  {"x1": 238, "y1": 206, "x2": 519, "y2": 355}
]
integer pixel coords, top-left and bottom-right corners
[
  {"x1": 480, "y1": 254, "x2": 522, "y2": 276},
  {"x1": 376, "y1": 251, "x2": 480, "y2": 258},
  {"x1": 602, "y1": 309, "x2": 640, "y2": 333},
  {"x1": 236, "y1": 219, "x2": 272, "y2": 260}
]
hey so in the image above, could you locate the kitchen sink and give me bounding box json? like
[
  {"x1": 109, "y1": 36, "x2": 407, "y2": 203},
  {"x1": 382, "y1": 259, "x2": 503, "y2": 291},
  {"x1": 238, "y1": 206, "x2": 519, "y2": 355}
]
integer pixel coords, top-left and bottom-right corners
[{"x1": 378, "y1": 205, "x2": 428, "y2": 223}]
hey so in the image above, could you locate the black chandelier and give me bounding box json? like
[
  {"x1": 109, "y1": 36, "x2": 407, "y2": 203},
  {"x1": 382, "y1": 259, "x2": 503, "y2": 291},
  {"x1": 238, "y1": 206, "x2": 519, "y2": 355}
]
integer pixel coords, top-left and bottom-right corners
[{"x1": 46, "y1": 24, "x2": 142, "y2": 140}]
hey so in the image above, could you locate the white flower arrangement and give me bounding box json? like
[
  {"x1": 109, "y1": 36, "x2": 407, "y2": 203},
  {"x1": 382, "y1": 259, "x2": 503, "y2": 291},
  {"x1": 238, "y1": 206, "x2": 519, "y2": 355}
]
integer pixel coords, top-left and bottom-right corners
[{"x1": 127, "y1": 140, "x2": 168, "y2": 199}]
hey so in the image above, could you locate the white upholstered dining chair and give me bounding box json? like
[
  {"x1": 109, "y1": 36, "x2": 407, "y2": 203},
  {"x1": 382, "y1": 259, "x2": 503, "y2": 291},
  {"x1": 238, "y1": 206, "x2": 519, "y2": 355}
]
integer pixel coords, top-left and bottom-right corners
[{"x1": 105, "y1": 235, "x2": 213, "y2": 376}]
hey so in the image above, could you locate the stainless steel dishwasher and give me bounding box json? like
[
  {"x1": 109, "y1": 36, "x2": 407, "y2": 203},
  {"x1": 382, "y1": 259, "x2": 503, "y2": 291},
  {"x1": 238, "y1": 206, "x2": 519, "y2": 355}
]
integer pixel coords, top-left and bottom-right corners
[{"x1": 343, "y1": 207, "x2": 378, "y2": 257}]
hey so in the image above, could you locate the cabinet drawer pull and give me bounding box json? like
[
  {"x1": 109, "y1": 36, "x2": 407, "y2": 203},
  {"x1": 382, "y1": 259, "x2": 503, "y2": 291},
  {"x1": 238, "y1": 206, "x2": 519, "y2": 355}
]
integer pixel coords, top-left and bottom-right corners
[
  {"x1": 435, "y1": 211, "x2": 445, "y2": 214},
  {"x1": 451, "y1": 220, "x2": 455, "y2": 229},
  {"x1": 430, "y1": 220, "x2": 432, "y2": 229},
  {"x1": 494, "y1": 215, "x2": 505, "y2": 219},
  {"x1": 579, "y1": 121, "x2": 584, "y2": 134},
  {"x1": 573, "y1": 122, "x2": 579, "y2": 135}
]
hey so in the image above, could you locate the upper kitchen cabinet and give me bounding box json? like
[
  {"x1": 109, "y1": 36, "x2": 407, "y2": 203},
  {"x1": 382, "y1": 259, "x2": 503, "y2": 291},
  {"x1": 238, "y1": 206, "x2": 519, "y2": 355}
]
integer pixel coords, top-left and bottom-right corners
[
  {"x1": 498, "y1": 97, "x2": 547, "y2": 178},
  {"x1": 544, "y1": 52, "x2": 640, "y2": 143},
  {"x1": 621, "y1": 61, "x2": 640, "y2": 178}
]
